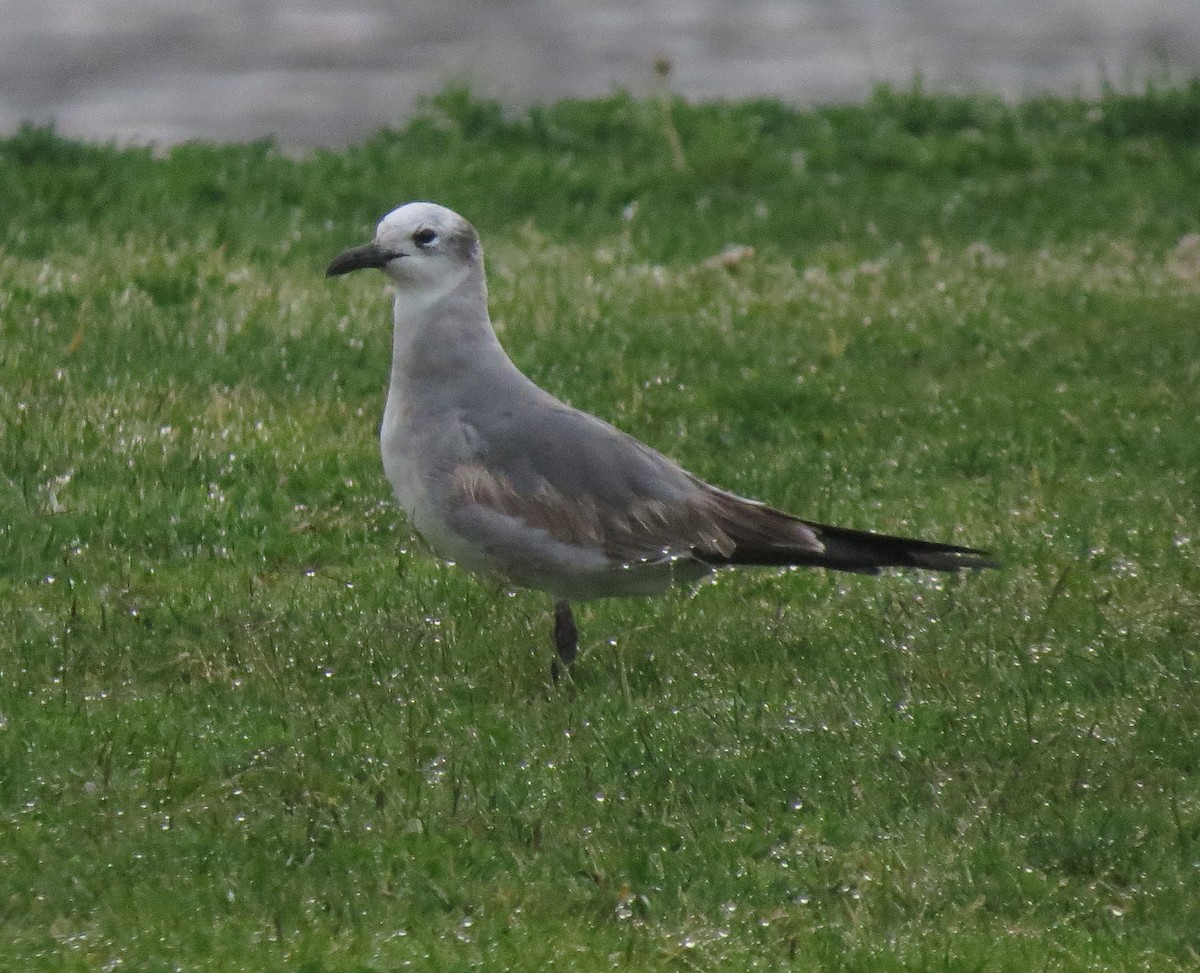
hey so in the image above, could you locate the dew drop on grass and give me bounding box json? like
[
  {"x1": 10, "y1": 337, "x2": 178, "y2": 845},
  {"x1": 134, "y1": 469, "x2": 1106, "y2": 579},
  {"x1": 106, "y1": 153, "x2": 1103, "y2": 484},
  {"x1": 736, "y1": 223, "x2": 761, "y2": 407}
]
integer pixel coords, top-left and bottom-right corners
[{"x1": 1112, "y1": 557, "x2": 1139, "y2": 578}]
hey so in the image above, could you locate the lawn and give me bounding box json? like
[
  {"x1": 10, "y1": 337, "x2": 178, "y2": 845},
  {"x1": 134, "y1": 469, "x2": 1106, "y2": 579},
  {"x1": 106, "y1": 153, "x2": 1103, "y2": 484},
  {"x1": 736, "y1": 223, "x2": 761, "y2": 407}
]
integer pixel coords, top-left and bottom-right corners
[{"x1": 1, "y1": 83, "x2": 1198, "y2": 971}]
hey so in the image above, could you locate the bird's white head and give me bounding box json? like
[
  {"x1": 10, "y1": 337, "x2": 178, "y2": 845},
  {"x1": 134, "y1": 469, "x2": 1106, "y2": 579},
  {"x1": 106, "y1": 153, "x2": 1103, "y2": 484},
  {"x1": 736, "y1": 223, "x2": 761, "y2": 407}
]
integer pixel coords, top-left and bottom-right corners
[{"x1": 326, "y1": 202, "x2": 481, "y2": 294}]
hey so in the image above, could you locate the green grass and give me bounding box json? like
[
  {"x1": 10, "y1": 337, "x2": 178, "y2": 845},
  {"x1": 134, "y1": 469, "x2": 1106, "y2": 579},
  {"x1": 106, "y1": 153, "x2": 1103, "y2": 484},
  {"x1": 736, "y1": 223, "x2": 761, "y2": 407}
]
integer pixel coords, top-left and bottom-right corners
[{"x1": 2, "y1": 82, "x2": 1199, "y2": 971}]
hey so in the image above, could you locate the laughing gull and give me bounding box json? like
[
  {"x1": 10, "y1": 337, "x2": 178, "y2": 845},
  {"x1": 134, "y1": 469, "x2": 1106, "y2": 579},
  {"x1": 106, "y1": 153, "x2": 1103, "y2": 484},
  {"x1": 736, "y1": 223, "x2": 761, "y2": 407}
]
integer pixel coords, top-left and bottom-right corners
[{"x1": 327, "y1": 202, "x2": 996, "y2": 670}]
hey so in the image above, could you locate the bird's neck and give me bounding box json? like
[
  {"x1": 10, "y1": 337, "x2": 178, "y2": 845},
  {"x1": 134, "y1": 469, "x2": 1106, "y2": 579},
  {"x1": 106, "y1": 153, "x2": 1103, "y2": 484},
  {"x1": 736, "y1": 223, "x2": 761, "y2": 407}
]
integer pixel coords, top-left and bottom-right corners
[{"x1": 384, "y1": 267, "x2": 507, "y2": 418}]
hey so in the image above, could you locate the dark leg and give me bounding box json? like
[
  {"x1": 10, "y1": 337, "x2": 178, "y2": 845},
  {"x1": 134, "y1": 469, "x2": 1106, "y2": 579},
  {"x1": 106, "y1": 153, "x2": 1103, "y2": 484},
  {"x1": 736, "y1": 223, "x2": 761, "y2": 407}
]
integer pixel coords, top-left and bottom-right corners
[{"x1": 551, "y1": 599, "x2": 578, "y2": 679}]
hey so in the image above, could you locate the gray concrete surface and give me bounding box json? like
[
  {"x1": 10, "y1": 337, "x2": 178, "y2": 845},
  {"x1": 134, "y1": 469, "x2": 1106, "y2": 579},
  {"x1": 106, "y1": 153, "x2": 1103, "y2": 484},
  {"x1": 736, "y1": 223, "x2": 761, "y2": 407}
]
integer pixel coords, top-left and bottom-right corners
[{"x1": 2, "y1": 0, "x2": 1197, "y2": 147}]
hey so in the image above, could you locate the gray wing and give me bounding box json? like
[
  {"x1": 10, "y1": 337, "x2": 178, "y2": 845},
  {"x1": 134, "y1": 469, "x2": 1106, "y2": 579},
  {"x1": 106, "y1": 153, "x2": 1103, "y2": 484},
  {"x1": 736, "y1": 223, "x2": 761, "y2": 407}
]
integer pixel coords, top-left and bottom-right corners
[{"x1": 444, "y1": 393, "x2": 826, "y2": 566}]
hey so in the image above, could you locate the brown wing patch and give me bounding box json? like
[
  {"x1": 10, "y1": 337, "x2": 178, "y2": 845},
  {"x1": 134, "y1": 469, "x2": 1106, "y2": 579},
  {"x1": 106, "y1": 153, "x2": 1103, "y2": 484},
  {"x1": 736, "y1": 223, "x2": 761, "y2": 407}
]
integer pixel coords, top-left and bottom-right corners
[
  {"x1": 450, "y1": 461, "x2": 758, "y2": 564},
  {"x1": 695, "y1": 484, "x2": 827, "y2": 561}
]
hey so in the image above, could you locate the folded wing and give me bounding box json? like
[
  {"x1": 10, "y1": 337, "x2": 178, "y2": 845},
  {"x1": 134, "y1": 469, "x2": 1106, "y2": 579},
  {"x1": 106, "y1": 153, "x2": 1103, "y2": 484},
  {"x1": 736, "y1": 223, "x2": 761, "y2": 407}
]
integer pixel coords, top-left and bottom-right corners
[{"x1": 446, "y1": 397, "x2": 996, "y2": 577}]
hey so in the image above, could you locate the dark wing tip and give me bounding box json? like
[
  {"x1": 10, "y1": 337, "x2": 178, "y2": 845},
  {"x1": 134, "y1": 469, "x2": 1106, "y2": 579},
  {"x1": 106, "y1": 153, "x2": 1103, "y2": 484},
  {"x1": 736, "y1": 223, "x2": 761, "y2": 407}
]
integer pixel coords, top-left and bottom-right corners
[{"x1": 906, "y1": 546, "x2": 1000, "y2": 572}]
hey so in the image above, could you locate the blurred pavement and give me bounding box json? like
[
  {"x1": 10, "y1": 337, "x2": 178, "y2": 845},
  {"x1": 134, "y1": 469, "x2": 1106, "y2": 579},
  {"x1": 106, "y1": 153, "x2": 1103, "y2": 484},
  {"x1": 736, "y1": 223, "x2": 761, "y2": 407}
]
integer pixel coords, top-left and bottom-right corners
[{"x1": 2, "y1": 0, "x2": 1197, "y2": 146}]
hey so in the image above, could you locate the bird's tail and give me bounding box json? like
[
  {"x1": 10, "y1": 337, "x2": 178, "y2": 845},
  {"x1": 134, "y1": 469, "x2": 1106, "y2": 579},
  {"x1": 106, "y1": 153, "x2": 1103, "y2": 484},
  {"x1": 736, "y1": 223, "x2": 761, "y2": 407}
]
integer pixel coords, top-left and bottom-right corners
[
  {"x1": 697, "y1": 489, "x2": 998, "y2": 575},
  {"x1": 727, "y1": 520, "x2": 998, "y2": 574}
]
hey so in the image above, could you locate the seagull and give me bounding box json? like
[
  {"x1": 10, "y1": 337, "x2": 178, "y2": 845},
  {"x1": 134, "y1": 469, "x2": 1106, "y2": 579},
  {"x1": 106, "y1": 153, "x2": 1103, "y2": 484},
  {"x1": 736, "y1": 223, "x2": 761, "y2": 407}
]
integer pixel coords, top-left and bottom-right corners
[{"x1": 327, "y1": 202, "x2": 996, "y2": 671}]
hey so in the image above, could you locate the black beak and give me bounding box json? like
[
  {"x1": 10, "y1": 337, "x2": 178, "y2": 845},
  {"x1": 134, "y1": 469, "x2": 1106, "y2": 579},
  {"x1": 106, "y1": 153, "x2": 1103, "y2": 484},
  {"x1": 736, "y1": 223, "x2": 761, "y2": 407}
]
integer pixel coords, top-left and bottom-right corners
[{"x1": 326, "y1": 242, "x2": 395, "y2": 277}]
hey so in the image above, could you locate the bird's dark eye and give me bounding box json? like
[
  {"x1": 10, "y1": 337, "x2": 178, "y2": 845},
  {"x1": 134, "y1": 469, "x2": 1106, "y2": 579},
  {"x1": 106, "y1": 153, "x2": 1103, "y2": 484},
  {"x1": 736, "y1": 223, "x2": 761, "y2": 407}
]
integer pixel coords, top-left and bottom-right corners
[{"x1": 413, "y1": 227, "x2": 438, "y2": 247}]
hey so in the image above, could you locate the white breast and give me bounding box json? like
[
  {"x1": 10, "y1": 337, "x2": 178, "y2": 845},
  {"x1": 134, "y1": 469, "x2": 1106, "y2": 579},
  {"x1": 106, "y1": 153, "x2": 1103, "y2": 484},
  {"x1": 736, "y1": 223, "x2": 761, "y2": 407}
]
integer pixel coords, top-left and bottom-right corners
[{"x1": 380, "y1": 402, "x2": 499, "y2": 574}]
